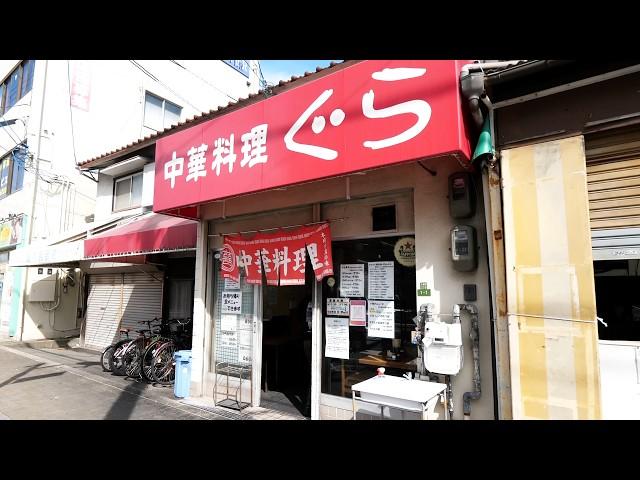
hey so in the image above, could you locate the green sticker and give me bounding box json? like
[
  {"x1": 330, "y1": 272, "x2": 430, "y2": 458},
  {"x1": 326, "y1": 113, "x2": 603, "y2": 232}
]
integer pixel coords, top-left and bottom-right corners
[{"x1": 417, "y1": 288, "x2": 431, "y2": 296}]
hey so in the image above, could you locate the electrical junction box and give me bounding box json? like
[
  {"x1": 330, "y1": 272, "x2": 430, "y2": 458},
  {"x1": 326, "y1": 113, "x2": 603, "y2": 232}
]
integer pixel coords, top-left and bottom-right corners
[
  {"x1": 27, "y1": 268, "x2": 57, "y2": 302},
  {"x1": 448, "y1": 172, "x2": 475, "y2": 218},
  {"x1": 451, "y1": 225, "x2": 478, "y2": 272},
  {"x1": 422, "y1": 321, "x2": 463, "y2": 375}
]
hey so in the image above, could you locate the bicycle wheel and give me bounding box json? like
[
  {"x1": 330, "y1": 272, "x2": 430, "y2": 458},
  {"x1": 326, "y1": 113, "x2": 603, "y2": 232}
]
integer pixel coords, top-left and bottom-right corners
[
  {"x1": 151, "y1": 341, "x2": 176, "y2": 385},
  {"x1": 101, "y1": 339, "x2": 129, "y2": 372},
  {"x1": 110, "y1": 340, "x2": 134, "y2": 376},
  {"x1": 101, "y1": 345, "x2": 116, "y2": 372},
  {"x1": 124, "y1": 342, "x2": 143, "y2": 379},
  {"x1": 141, "y1": 339, "x2": 168, "y2": 382}
]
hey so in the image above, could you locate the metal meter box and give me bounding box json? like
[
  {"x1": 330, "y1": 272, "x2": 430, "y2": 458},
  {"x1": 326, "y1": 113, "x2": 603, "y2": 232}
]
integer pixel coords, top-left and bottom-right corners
[
  {"x1": 27, "y1": 268, "x2": 57, "y2": 302},
  {"x1": 451, "y1": 225, "x2": 478, "y2": 272},
  {"x1": 448, "y1": 172, "x2": 475, "y2": 218},
  {"x1": 422, "y1": 321, "x2": 463, "y2": 375}
]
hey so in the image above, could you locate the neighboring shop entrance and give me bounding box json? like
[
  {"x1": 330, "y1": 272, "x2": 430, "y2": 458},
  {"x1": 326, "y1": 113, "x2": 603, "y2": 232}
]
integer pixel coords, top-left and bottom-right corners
[{"x1": 586, "y1": 126, "x2": 640, "y2": 419}]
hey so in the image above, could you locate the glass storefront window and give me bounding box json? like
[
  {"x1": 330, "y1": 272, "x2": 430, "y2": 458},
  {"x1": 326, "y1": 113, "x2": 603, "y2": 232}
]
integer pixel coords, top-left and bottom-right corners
[{"x1": 321, "y1": 236, "x2": 417, "y2": 398}]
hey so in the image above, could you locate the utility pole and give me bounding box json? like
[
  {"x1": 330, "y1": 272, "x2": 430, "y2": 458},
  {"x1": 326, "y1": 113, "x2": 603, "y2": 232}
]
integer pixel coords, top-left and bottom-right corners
[{"x1": 17, "y1": 60, "x2": 48, "y2": 341}]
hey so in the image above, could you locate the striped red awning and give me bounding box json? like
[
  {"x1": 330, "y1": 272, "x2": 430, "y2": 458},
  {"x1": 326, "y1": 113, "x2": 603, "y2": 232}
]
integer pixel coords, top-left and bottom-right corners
[{"x1": 83, "y1": 213, "x2": 197, "y2": 260}]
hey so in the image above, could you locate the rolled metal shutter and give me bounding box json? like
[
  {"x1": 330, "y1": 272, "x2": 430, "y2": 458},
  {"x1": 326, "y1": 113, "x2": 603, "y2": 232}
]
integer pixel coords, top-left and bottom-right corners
[
  {"x1": 587, "y1": 126, "x2": 640, "y2": 260},
  {"x1": 83, "y1": 274, "x2": 123, "y2": 350},
  {"x1": 120, "y1": 272, "x2": 163, "y2": 334}
]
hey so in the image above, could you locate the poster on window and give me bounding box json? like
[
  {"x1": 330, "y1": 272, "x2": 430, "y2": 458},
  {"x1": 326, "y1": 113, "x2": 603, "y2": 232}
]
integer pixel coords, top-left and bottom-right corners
[
  {"x1": 327, "y1": 297, "x2": 350, "y2": 316},
  {"x1": 238, "y1": 344, "x2": 252, "y2": 364},
  {"x1": 367, "y1": 261, "x2": 394, "y2": 300},
  {"x1": 221, "y1": 291, "x2": 242, "y2": 314},
  {"x1": 349, "y1": 299, "x2": 367, "y2": 327},
  {"x1": 219, "y1": 330, "x2": 238, "y2": 349},
  {"x1": 367, "y1": 300, "x2": 395, "y2": 338},
  {"x1": 221, "y1": 314, "x2": 237, "y2": 332},
  {"x1": 224, "y1": 278, "x2": 240, "y2": 290},
  {"x1": 222, "y1": 222, "x2": 333, "y2": 286},
  {"x1": 325, "y1": 317, "x2": 350, "y2": 360},
  {"x1": 340, "y1": 264, "x2": 364, "y2": 297}
]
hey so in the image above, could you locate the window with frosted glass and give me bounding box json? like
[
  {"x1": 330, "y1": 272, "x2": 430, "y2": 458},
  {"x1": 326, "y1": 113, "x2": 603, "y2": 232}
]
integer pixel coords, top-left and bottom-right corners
[
  {"x1": 144, "y1": 91, "x2": 182, "y2": 132},
  {"x1": 113, "y1": 172, "x2": 143, "y2": 211}
]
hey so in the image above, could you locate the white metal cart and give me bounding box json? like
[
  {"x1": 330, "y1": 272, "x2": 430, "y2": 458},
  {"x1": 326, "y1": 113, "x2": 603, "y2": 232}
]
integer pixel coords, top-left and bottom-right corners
[{"x1": 351, "y1": 374, "x2": 447, "y2": 420}]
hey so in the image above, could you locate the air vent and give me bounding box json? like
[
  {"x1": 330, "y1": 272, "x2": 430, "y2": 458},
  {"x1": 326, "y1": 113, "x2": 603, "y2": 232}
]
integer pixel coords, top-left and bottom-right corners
[{"x1": 372, "y1": 205, "x2": 396, "y2": 231}]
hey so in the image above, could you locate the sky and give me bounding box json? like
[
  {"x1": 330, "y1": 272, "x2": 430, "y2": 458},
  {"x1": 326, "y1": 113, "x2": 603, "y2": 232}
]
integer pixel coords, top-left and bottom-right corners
[{"x1": 259, "y1": 60, "x2": 342, "y2": 85}]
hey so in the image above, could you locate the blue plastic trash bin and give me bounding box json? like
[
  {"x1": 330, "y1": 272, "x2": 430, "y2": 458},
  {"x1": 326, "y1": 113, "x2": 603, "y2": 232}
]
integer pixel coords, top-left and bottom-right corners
[{"x1": 173, "y1": 350, "x2": 193, "y2": 398}]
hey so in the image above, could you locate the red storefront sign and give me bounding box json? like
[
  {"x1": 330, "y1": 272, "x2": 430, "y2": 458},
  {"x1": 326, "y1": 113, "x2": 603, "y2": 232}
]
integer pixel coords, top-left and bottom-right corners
[
  {"x1": 154, "y1": 60, "x2": 472, "y2": 213},
  {"x1": 221, "y1": 223, "x2": 333, "y2": 286}
]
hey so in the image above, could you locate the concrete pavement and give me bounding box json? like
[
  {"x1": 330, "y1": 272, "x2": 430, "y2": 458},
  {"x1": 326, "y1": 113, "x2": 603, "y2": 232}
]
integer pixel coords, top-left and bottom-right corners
[{"x1": 0, "y1": 342, "x2": 225, "y2": 420}]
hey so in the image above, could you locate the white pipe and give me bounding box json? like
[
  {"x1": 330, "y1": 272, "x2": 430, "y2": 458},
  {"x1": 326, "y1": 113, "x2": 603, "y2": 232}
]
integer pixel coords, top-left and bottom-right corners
[{"x1": 461, "y1": 61, "x2": 527, "y2": 76}]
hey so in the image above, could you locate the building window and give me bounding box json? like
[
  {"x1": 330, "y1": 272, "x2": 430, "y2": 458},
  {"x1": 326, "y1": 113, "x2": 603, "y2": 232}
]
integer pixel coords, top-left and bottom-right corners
[
  {"x1": 143, "y1": 92, "x2": 181, "y2": 132},
  {"x1": 321, "y1": 236, "x2": 417, "y2": 399},
  {"x1": 0, "y1": 147, "x2": 26, "y2": 199},
  {"x1": 113, "y1": 172, "x2": 143, "y2": 212},
  {"x1": 1, "y1": 60, "x2": 35, "y2": 115}
]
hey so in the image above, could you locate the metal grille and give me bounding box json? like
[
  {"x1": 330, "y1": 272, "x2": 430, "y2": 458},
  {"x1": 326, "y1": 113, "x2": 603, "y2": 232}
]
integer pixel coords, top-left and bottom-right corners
[
  {"x1": 587, "y1": 127, "x2": 640, "y2": 259},
  {"x1": 213, "y1": 262, "x2": 254, "y2": 368}
]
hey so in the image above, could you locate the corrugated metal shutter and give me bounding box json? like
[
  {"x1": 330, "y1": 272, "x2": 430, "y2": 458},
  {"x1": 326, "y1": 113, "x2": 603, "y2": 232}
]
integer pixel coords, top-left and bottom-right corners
[
  {"x1": 587, "y1": 126, "x2": 640, "y2": 260},
  {"x1": 84, "y1": 274, "x2": 122, "y2": 350},
  {"x1": 120, "y1": 272, "x2": 163, "y2": 333},
  {"x1": 83, "y1": 272, "x2": 164, "y2": 350}
]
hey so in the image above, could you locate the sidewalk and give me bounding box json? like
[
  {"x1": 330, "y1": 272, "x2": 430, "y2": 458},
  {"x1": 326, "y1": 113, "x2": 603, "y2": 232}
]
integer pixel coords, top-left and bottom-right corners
[
  {"x1": 0, "y1": 341, "x2": 306, "y2": 420},
  {"x1": 0, "y1": 341, "x2": 222, "y2": 420}
]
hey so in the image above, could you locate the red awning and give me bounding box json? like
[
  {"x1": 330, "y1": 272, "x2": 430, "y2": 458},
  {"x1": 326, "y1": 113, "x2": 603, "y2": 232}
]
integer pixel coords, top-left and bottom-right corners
[{"x1": 83, "y1": 213, "x2": 198, "y2": 260}]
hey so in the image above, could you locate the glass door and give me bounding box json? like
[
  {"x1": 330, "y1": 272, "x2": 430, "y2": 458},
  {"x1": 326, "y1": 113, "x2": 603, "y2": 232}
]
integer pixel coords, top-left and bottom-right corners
[{"x1": 212, "y1": 258, "x2": 263, "y2": 408}]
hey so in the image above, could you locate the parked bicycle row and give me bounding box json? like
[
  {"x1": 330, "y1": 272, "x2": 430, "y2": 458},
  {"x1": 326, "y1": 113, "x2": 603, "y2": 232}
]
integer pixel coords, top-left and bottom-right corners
[{"x1": 100, "y1": 317, "x2": 192, "y2": 385}]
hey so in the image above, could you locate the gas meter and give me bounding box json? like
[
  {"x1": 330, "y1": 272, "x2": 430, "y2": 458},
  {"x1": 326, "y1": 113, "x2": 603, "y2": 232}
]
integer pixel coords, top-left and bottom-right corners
[{"x1": 422, "y1": 320, "x2": 463, "y2": 375}]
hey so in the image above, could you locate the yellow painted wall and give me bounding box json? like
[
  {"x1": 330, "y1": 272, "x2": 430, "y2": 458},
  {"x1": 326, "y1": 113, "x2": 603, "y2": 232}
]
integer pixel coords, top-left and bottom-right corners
[{"x1": 501, "y1": 136, "x2": 601, "y2": 419}]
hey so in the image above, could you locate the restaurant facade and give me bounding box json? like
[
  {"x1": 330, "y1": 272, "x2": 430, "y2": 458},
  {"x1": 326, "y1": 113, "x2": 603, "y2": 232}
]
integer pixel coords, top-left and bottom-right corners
[{"x1": 151, "y1": 60, "x2": 496, "y2": 419}]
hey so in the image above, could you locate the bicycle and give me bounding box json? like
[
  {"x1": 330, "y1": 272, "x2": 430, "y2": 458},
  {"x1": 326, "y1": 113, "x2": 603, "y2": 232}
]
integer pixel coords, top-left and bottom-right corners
[
  {"x1": 149, "y1": 317, "x2": 193, "y2": 385},
  {"x1": 110, "y1": 318, "x2": 162, "y2": 377},
  {"x1": 100, "y1": 329, "x2": 131, "y2": 372}
]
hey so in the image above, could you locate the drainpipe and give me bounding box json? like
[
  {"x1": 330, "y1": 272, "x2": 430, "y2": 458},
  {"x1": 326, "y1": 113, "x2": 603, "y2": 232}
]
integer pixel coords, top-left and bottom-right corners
[{"x1": 454, "y1": 303, "x2": 481, "y2": 419}]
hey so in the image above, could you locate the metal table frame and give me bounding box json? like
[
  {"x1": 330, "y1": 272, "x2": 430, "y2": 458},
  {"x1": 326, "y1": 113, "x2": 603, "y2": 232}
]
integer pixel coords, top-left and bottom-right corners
[{"x1": 351, "y1": 380, "x2": 448, "y2": 420}]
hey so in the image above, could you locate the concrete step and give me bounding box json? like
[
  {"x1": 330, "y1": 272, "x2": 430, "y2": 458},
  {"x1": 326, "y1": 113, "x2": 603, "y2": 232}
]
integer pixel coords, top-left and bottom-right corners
[{"x1": 21, "y1": 336, "x2": 81, "y2": 350}]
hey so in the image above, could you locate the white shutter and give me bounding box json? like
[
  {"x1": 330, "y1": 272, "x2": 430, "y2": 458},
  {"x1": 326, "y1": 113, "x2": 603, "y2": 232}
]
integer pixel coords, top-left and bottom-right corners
[
  {"x1": 587, "y1": 126, "x2": 640, "y2": 260},
  {"x1": 120, "y1": 272, "x2": 163, "y2": 334},
  {"x1": 83, "y1": 274, "x2": 123, "y2": 350},
  {"x1": 83, "y1": 272, "x2": 164, "y2": 350}
]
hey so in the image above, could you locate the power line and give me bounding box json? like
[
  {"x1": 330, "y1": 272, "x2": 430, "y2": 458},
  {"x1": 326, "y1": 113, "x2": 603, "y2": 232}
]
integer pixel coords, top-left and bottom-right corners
[
  {"x1": 169, "y1": 60, "x2": 239, "y2": 103},
  {"x1": 129, "y1": 60, "x2": 205, "y2": 114}
]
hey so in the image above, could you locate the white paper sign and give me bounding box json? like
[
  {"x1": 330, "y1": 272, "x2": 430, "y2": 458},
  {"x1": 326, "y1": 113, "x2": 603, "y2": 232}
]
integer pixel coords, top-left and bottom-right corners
[
  {"x1": 349, "y1": 299, "x2": 367, "y2": 326},
  {"x1": 221, "y1": 314, "x2": 238, "y2": 332},
  {"x1": 368, "y1": 261, "x2": 394, "y2": 300},
  {"x1": 325, "y1": 317, "x2": 350, "y2": 359},
  {"x1": 367, "y1": 300, "x2": 395, "y2": 338},
  {"x1": 219, "y1": 330, "x2": 238, "y2": 349},
  {"x1": 224, "y1": 278, "x2": 240, "y2": 290},
  {"x1": 327, "y1": 297, "x2": 350, "y2": 316},
  {"x1": 340, "y1": 264, "x2": 364, "y2": 297},
  {"x1": 238, "y1": 329, "x2": 252, "y2": 346},
  {"x1": 221, "y1": 291, "x2": 242, "y2": 314},
  {"x1": 238, "y1": 344, "x2": 251, "y2": 364}
]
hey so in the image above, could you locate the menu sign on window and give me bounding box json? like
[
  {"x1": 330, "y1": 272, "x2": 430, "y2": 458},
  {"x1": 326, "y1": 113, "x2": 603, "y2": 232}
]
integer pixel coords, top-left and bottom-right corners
[
  {"x1": 340, "y1": 264, "x2": 364, "y2": 297},
  {"x1": 325, "y1": 317, "x2": 350, "y2": 360},
  {"x1": 367, "y1": 261, "x2": 394, "y2": 300},
  {"x1": 221, "y1": 291, "x2": 242, "y2": 314},
  {"x1": 327, "y1": 297, "x2": 350, "y2": 316},
  {"x1": 367, "y1": 300, "x2": 395, "y2": 339}
]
